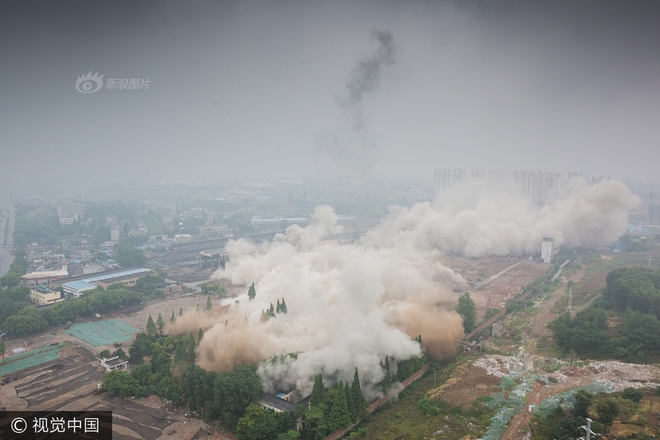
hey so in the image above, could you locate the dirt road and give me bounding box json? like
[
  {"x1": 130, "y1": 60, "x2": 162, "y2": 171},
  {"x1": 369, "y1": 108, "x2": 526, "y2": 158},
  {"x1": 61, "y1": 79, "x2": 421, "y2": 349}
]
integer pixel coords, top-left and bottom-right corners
[{"x1": 501, "y1": 265, "x2": 587, "y2": 440}]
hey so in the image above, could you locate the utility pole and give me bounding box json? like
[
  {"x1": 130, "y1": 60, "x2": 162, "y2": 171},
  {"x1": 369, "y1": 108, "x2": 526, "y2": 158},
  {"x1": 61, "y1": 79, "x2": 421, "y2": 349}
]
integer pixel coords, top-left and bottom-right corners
[{"x1": 579, "y1": 418, "x2": 598, "y2": 440}]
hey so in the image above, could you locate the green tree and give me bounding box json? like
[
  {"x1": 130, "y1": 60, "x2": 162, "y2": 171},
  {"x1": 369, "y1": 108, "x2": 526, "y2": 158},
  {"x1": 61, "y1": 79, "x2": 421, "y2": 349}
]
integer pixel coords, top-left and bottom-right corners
[
  {"x1": 180, "y1": 363, "x2": 216, "y2": 413},
  {"x1": 280, "y1": 297, "x2": 287, "y2": 314},
  {"x1": 170, "y1": 310, "x2": 176, "y2": 324},
  {"x1": 98, "y1": 349, "x2": 111, "y2": 359},
  {"x1": 456, "y1": 292, "x2": 477, "y2": 333},
  {"x1": 156, "y1": 313, "x2": 165, "y2": 336},
  {"x1": 198, "y1": 328, "x2": 204, "y2": 344},
  {"x1": 129, "y1": 332, "x2": 154, "y2": 364},
  {"x1": 3, "y1": 308, "x2": 48, "y2": 336},
  {"x1": 236, "y1": 403, "x2": 277, "y2": 440},
  {"x1": 351, "y1": 368, "x2": 367, "y2": 416},
  {"x1": 622, "y1": 387, "x2": 644, "y2": 403},
  {"x1": 206, "y1": 295, "x2": 212, "y2": 311},
  {"x1": 573, "y1": 389, "x2": 593, "y2": 419},
  {"x1": 179, "y1": 307, "x2": 183, "y2": 316},
  {"x1": 114, "y1": 244, "x2": 146, "y2": 267},
  {"x1": 187, "y1": 332, "x2": 196, "y2": 360},
  {"x1": 310, "y1": 374, "x2": 326, "y2": 407},
  {"x1": 247, "y1": 282, "x2": 256, "y2": 301},
  {"x1": 0, "y1": 341, "x2": 5, "y2": 364},
  {"x1": 102, "y1": 370, "x2": 139, "y2": 397},
  {"x1": 150, "y1": 350, "x2": 172, "y2": 377},
  {"x1": 0, "y1": 272, "x2": 20, "y2": 288},
  {"x1": 345, "y1": 381, "x2": 357, "y2": 422},
  {"x1": 208, "y1": 364, "x2": 263, "y2": 426},
  {"x1": 0, "y1": 296, "x2": 22, "y2": 329},
  {"x1": 146, "y1": 315, "x2": 157, "y2": 337},
  {"x1": 596, "y1": 398, "x2": 620, "y2": 426},
  {"x1": 327, "y1": 382, "x2": 352, "y2": 431},
  {"x1": 132, "y1": 363, "x2": 153, "y2": 387}
]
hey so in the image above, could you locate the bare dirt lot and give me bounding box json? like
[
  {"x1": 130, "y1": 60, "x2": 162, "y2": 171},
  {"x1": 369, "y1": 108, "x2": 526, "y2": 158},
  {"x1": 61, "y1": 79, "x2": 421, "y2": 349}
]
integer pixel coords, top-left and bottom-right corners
[
  {"x1": 0, "y1": 344, "x2": 237, "y2": 440},
  {"x1": 442, "y1": 255, "x2": 547, "y2": 318},
  {"x1": 427, "y1": 362, "x2": 502, "y2": 409}
]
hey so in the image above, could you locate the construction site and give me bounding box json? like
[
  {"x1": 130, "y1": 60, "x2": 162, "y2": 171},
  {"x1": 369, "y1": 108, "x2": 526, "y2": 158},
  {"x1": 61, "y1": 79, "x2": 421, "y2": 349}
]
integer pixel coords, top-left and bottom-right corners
[{"x1": 0, "y1": 240, "x2": 656, "y2": 440}]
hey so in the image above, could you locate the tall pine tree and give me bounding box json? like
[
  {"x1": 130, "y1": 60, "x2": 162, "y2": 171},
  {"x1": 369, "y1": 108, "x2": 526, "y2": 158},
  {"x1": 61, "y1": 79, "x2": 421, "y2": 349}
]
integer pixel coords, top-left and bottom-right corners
[
  {"x1": 327, "y1": 382, "x2": 351, "y2": 431},
  {"x1": 310, "y1": 374, "x2": 326, "y2": 407},
  {"x1": 146, "y1": 315, "x2": 157, "y2": 337},
  {"x1": 345, "y1": 381, "x2": 357, "y2": 422},
  {"x1": 247, "y1": 282, "x2": 256, "y2": 300},
  {"x1": 156, "y1": 313, "x2": 165, "y2": 335},
  {"x1": 351, "y1": 368, "x2": 367, "y2": 416},
  {"x1": 280, "y1": 297, "x2": 288, "y2": 314}
]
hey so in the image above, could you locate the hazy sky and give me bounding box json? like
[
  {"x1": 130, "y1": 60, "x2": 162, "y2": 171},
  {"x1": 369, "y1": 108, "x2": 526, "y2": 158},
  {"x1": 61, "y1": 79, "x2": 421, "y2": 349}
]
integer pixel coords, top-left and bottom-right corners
[{"x1": 1, "y1": 1, "x2": 659, "y2": 187}]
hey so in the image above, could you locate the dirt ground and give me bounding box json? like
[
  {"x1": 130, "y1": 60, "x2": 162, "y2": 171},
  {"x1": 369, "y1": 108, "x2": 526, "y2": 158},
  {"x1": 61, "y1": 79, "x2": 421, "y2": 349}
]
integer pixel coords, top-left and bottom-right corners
[
  {"x1": 427, "y1": 362, "x2": 502, "y2": 409},
  {"x1": 0, "y1": 343, "x2": 237, "y2": 440},
  {"x1": 442, "y1": 255, "x2": 547, "y2": 319},
  {"x1": 0, "y1": 275, "x2": 245, "y2": 440}
]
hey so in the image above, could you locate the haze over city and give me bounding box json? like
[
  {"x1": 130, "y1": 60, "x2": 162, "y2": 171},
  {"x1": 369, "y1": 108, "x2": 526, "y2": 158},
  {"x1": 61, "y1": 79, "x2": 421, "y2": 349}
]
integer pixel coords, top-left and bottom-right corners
[
  {"x1": 2, "y1": 2, "x2": 660, "y2": 439},
  {"x1": 2, "y1": 0, "x2": 660, "y2": 190}
]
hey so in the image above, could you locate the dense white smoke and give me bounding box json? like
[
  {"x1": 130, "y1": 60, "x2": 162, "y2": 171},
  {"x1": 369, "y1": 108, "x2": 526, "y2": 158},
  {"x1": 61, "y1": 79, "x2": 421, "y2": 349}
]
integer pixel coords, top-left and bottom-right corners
[
  {"x1": 365, "y1": 177, "x2": 640, "y2": 257},
  {"x1": 177, "y1": 206, "x2": 465, "y2": 399},
  {"x1": 173, "y1": 177, "x2": 639, "y2": 398}
]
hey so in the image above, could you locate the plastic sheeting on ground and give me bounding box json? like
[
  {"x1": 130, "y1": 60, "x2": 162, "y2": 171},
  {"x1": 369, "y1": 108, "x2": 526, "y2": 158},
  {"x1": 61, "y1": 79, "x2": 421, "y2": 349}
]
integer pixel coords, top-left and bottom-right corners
[
  {"x1": 0, "y1": 344, "x2": 62, "y2": 376},
  {"x1": 66, "y1": 319, "x2": 137, "y2": 346}
]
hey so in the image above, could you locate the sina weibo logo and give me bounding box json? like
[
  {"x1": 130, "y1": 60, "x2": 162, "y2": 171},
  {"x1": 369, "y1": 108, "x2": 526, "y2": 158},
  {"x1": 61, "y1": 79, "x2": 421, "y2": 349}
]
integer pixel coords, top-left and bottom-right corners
[{"x1": 75, "y1": 72, "x2": 104, "y2": 93}]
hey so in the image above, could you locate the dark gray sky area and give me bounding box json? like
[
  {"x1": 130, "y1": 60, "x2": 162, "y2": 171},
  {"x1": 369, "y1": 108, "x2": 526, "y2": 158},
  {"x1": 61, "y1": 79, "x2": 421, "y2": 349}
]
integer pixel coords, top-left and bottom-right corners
[{"x1": 1, "y1": 1, "x2": 659, "y2": 187}]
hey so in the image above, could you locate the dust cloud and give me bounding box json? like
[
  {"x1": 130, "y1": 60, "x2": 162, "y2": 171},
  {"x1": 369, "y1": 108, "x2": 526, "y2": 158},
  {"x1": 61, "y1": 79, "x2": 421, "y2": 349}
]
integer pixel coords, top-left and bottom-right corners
[{"x1": 171, "y1": 177, "x2": 639, "y2": 397}]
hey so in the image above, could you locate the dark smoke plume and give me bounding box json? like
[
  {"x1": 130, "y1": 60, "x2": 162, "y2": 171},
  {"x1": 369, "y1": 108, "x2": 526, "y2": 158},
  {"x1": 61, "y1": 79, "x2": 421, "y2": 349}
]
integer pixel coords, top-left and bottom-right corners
[
  {"x1": 346, "y1": 30, "x2": 395, "y2": 108},
  {"x1": 317, "y1": 29, "x2": 396, "y2": 169}
]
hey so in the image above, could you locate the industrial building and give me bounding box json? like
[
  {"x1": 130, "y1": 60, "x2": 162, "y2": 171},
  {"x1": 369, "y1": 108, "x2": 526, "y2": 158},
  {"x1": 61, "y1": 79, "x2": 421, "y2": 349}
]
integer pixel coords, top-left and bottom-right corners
[
  {"x1": 60, "y1": 268, "x2": 151, "y2": 297},
  {"x1": 250, "y1": 217, "x2": 307, "y2": 227}
]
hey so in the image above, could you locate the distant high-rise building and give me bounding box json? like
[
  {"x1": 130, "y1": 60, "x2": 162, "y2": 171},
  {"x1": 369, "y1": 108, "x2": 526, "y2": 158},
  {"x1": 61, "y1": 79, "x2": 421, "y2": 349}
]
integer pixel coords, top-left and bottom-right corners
[
  {"x1": 57, "y1": 203, "x2": 84, "y2": 218},
  {"x1": 647, "y1": 204, "x2": 660, "y2": 226},
  {"x1": 434, "y1": 168, "x2": 606, "y2": 205}
]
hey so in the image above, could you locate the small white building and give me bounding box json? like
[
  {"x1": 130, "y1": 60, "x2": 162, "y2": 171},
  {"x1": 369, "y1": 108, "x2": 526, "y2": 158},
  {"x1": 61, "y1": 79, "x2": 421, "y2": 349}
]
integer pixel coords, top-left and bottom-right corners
[
  {"x1": 541, "y1": 237, "x2": 554, "y2": 263},
  {"x1": 100, "y1": 356, "x2": 128, "y2": 372},
  {"x1": 110, "y1": 224, "x2": 121, "y2": 242}
]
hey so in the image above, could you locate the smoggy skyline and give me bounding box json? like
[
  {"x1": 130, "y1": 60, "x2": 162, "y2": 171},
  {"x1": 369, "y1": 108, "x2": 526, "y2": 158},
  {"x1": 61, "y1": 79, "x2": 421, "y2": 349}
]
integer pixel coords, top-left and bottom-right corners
[{"x1": 1, "y1": 1, "x2": 659, "y2": 189}]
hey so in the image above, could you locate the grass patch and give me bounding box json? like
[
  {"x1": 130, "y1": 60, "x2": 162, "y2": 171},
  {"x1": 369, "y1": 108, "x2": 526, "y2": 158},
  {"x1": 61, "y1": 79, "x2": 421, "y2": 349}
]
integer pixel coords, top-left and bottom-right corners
[{"x1": 361, "y1": 356, "x2": 495, "y2": 440}]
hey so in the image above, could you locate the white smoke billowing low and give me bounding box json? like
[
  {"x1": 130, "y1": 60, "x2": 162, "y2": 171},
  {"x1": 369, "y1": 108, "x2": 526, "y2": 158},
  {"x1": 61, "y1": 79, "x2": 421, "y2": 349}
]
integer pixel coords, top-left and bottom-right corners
[
  {"x1": 365, "y1": 177, "x2": 641, "y2": 257},
  {"x1": 172, "y1": 177, "x2": 640, "y2": 398}
]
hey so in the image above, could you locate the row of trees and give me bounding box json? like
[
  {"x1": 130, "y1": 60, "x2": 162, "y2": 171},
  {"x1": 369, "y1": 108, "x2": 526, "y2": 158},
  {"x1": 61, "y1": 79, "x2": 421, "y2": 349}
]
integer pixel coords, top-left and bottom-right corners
[
  {"x1": 235, "y1": 368, "x2": 369, "y2": 440},
  {"x1": 103, "y1": 326, "x2": 264, "y2": 429},
  {"x1": 548, "y1": 267, "x2": 660, "y2": 361},
  {"x1": 550, "y1": 305, "x2": 660, "y2": 360},
  {"x1": 604, "y1": 267, "x2": 660, "y2": 317}
]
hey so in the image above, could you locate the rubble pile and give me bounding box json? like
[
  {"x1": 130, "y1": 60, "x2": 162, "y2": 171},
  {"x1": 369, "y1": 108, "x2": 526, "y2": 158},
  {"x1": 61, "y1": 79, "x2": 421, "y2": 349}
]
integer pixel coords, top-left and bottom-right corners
[{"x1": 473, "y1": 355, "x2": 528, "y2": 377}]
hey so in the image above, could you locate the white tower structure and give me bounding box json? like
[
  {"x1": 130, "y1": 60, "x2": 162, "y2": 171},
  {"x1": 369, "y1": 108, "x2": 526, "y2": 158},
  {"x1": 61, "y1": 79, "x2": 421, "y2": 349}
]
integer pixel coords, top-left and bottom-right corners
[{"x1": 541, "y1": 237, "x2": 554, "y2": 263}]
